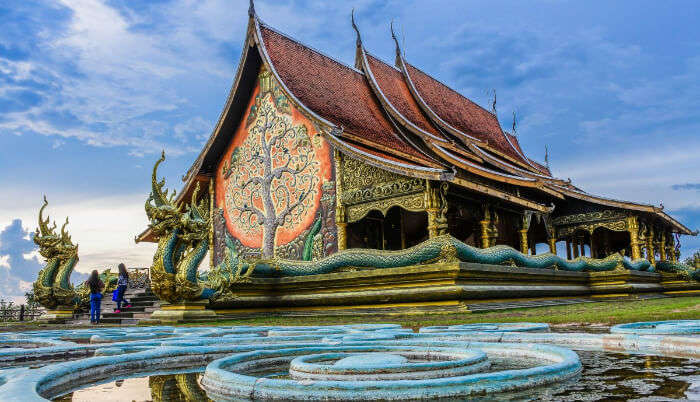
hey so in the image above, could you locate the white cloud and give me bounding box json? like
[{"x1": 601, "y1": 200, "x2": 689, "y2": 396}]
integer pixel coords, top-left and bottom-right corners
[
  {"x1": 553, "y1": 141, "x2": 700, "y2": 212},
  {"x1": 0, "y1": 194, "x2": 157, "y2": 274},
  {"x1": 0, "y1": 255, "x2": 9, "y2": 269}
]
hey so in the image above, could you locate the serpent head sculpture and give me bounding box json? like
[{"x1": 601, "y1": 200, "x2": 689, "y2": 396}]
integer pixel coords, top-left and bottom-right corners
[{"x1": 31, "y1": 197, "x2": 78, "y2": 309}]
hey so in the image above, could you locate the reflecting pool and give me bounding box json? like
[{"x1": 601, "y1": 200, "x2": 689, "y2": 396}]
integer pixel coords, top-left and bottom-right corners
[
  {"x1": 50, "y1": 351, "x2": 699, "y2": 401},
  {"x1": 0, "y1": 321, "x2": 696, "y2": 401}
]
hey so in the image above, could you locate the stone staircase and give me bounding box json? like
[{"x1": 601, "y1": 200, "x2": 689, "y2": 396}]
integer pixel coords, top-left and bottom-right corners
[{"x1": 75, "y1": 287, "x2": 161, "y2": 325}]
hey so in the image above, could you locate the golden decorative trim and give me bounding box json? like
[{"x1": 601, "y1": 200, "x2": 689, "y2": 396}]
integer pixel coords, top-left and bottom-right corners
[{"x1": 346, "y1": 193, "x2": 425, "y2": 223}]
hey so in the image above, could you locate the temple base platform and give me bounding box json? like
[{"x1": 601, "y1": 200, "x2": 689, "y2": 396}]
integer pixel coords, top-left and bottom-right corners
[
  {"x1": 151, "y1": 262, "x2": 700, "y2": 322},
  {"x1": 146, "y1": 300, "x2": 217, "y2": 324}
]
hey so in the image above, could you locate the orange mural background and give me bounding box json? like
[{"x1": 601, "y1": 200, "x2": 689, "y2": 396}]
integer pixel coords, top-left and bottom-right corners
[{"x1": 215, "y1": 73, "x2": 332, "y2": 250}]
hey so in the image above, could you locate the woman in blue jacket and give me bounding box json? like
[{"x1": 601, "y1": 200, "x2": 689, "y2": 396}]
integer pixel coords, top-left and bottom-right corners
[{"x1": 114, "y1": 263, "x2": 132, "y2": 313}]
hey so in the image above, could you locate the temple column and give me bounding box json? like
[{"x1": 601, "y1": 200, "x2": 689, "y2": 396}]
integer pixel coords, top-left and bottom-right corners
[
  {"x1": 336, "y1": 205, "x2": 347, "y2": 251},
  {"x1": 548, "y1": 237, "x2": 557, "y2": 254},
  {"x1": 572, "y1": 238, "x2": 580, "y2": 258},
  {"x1": 520, "y1": 212, "x2": 532, "y2": 254},
  {"x1": 565, "y1": 238, "x2": 572, "y2": 259},
  {"x1": 646, "y1": 225, "x2": 655, "y2": 264},
  {"x1": 334, "y1": 150, "x2": 347, "y2": 251},
  {"x1": 519, "y1": 229, "x2": 528, "y2": 254},
  {"x1": 489, "y1": 212, "x2": 499, "y2": 247},
  {"x1": 659, "y1": 231, "x2": 666, "y2": 261},
  {"x1": 669, "y1": 233, "x2": 677, "y2": 262},
  {"x1": 480, "y1": 207, "x2": 491, "y2": 248},
  {"x1": 626, "y1": 216, "x2": 642, "y2": 260},
  {"x1": 425, "y1": 181, "x2": 448, "y2": 238},
  {"x1": 590, "y1": 234, "x2": 597, "y2": 258}
]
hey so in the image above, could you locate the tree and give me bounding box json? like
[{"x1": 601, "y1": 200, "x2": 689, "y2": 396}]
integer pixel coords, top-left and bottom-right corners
[
  {"x1": 223, "y1": 94, "x2": 320, "y2": 258},
  {"x1": 683, "y1": 250, "x2": 700, "y2": 268}
]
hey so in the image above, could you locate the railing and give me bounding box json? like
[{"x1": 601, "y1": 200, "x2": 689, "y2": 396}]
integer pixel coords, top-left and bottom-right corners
[{"x1": 0, "y1": 302, "x2": 44, "y2": 322}]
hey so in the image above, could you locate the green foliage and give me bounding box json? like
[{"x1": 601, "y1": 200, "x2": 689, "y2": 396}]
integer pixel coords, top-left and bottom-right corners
[{"x1": 683, "y1": 250, "x2": 700, "y2": 268}]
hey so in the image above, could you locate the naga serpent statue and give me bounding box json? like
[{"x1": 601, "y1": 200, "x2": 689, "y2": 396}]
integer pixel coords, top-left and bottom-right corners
[
  {"x1": 144, "y1": 152, "x2": 214, "y2": 304},
  {"x1": 31, "y1": 197, "x2": 79, "y2": 309},
  {"x1": 146, "y1": 155, "x2": 700, "y2": 305}
]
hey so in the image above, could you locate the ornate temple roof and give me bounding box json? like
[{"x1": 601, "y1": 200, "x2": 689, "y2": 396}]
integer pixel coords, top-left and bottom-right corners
[{"x1": 137, "y1": 3, "x2": 693, "y2": 242}]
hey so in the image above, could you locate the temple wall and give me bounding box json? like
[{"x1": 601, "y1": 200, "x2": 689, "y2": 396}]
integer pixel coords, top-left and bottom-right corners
[{"x1": 213, "y1": 69, "x2": 336, "y2": 263}]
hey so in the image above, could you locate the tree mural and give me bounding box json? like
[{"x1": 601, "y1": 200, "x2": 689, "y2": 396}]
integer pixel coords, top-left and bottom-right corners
[{"x1": 222, "y1": 81, "x2": 320, "y2": 258}]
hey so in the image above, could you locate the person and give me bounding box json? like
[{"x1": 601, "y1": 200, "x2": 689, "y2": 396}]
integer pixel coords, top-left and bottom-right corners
[
  {"x1": 86, "y1": 270, "x2": 104, "y2": 324},
  {"x1": 114, "y1": 263, "x2": 132, "y2": 313}
]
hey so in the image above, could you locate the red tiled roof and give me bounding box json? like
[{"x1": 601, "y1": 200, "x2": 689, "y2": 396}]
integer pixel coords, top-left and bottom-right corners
[
  {"x1": 404, "y1": 63, "x2": 529, "y2": 165},
  {"x1": 365, "y1": 55, "x2": 445, "y2": 140},
  {"x1": 259, "y1": 26, "x2": 427, "y2": 162},
  {"x1": 505, "y1": 132, "x2": 550, "y2": 175}
]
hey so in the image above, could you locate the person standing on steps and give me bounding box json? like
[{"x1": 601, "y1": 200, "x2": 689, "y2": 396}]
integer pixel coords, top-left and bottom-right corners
[
  {"x1": 113, "y1": 263, "x2": 132, "y2": 313},
  {"x1": 86, "y1": 270, "x2": 104, "y2": 324}
]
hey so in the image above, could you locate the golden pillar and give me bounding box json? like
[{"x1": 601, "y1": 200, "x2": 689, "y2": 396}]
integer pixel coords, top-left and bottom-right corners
[
  {"x1": 519, "y1": 229, "x2": 528, "y2": 254},
  {"x1": 646, "y1": 226, "x2": 655, "y2": 264},
  {"x1": 626, "y1": 216, "x2": 642, "y2": 260},
  {"x1": 480, "y1": 207, "x2": 491, "y2": 248},
  {"x1": 548, "y1": 237, "x2": 557, "y2": 254},
  {"x1": 336, "y1": 205, "x2": 347, "y2": 250},
  {"x1": 659, "y1": 231, "x2": 666, "y2": 261},
  {"x1": 334, "y1": 150, "x2": 347, "y2": 251},
  {"x1": 425, "y1": 181, "x2": 448, "y2": 238},
  {"x1": 669, "y1": 234, "x2": 677, "y2": 262}
]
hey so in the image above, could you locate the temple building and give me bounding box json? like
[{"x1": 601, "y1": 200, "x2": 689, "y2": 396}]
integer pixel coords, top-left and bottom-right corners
[{"x1": 138, "y1": 4, "x2": 695, "y2": 270}]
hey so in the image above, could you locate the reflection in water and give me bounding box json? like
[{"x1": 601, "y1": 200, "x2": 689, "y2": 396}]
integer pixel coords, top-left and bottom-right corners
[
  {"x1": 546, "y1": 351, "x2": 699, "y2": 401},
  {"x1": 53, "y1": 352, "x2": 699, "y2": 401},
  {"x1": 54, "y1": 373, "x2": 211, "y2": 402}
]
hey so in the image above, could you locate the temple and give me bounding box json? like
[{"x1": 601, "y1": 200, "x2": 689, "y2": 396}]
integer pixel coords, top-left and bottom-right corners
[{"x1": 135, "y1": 3, "x2": 698, "y2": 320}]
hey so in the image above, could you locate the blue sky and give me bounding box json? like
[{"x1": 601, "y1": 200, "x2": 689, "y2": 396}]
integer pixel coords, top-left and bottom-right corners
[{"x1": 1, "y1": 0, "x2": 699, "y2": 300}]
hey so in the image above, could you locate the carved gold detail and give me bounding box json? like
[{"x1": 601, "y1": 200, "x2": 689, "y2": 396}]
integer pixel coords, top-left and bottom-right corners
[
  {"x1": 557, "y1": 219, "x2": 627, "y2": 238},
  {"x1": 552, "y1": 210, "x2": 627, "y2": 226},
  {"x1": 340, "y1": 156, "x2": 411, "y2": 191},
  {"x1": 342, "y1": 178, "x2": 425, "y2": 205},
  {"x1": 425, "y1": 181, "x2": 448, "y2": 238},
  {"x1": 346, "y1": 193, "x2": 425, "y2": 223}
]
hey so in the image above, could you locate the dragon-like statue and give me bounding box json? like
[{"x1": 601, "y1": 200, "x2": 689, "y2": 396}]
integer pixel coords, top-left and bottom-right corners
[
  {"x1": 655, "y1": 260, "x2": 699, "y2": 280},
  {"x1": 206, "y1": 235, "x2": 647, "y2": 284},
  {"x1": 143, "y1": 152, "x2": 215, "y2": 304},
  {"x1": 31, "y1": 197, "x2": 80, "y2": 309}
]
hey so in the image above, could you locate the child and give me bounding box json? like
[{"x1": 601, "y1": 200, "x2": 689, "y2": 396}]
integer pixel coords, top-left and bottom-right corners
[
  {"x1": 86, "y1": 270, "x2": 104, "y2": 324},
  {"x1": 114, "y1": 263, "x2": 132, "y2": 313}
]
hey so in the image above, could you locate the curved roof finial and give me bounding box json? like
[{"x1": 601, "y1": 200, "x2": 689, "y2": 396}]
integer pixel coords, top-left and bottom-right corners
[
  {"x1": 249, "y1": 0, "x2": 256, "y2": 18},
  {"x1": 351, "y1": 8, "x2": 362, "y2": 46},
  {"x1": 390, "y1": 20, "x2": 401, "y2": 57}
]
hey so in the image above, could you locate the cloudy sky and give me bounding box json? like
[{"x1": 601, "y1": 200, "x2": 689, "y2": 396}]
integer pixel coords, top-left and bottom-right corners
[{"x1": 1, "y1": 0, "x2": 699, "y2": 301}]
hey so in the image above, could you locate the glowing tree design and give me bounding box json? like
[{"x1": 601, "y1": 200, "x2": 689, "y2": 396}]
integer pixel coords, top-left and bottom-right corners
[{"x1": 223, "y1": 94, "x2": 320, "y2": 258}]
